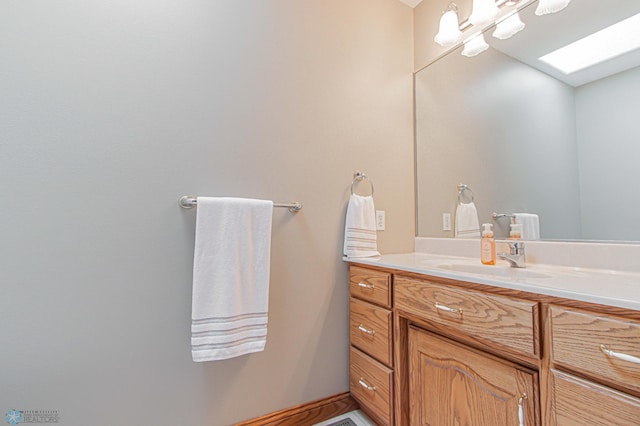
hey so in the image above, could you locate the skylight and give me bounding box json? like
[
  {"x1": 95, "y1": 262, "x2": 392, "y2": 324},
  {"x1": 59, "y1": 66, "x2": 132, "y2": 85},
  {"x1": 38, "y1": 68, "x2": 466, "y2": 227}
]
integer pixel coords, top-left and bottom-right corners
[{"x1": 538, "y1": 12, "x2": 640, "y2": 74}]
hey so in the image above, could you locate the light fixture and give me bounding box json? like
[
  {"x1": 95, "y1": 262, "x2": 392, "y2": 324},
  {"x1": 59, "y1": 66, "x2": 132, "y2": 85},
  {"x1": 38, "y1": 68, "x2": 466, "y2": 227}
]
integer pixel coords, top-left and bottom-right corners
[
  {"x1": 538, "y1": 12, "x2": 640, "y2": 74},
  {"x1": 435, "y1": 2, "x2": 462, "y2": 47},
  {"x1": 492, "y1": 12, "x2": 526, "y2": 39},
  {"x1": 432, "y1": 0, "x2": 575, "y2": 58},
  {"x1": 468, "y1": 0, "x2": 500, "y2": 27},
  {"x1": 462, "y1": 33, "x2": 490, "y2": 57},
  {"x1": 535, "y1": 0, "x2": 571, "y2": 16}
]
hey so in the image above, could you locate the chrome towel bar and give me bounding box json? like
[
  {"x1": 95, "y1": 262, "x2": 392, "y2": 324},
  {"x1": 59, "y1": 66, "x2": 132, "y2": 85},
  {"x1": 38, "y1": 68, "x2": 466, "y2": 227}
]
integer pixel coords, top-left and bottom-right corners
[
  {"x1": 178, "y1": 196, "x2": 302, "y2": 213},
  {"x1": 492, "y1": 212, "x2": 514, "y2": 219},
  {"x1": 492, "y1": 212, "x2": 515, "y2": 224}
]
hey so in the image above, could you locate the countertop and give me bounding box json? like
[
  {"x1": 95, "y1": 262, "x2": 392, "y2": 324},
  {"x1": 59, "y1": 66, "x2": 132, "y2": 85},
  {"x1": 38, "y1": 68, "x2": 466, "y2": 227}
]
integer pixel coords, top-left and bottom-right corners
[{"x1": 345, "y1": 253, "x2": 640, "y2": 311}]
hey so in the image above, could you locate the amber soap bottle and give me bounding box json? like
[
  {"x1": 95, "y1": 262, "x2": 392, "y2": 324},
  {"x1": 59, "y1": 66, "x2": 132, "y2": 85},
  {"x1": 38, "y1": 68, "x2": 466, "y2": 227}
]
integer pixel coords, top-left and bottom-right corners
[{"x1": 481, "y1": 223, "x2": 496, "y2": 265}]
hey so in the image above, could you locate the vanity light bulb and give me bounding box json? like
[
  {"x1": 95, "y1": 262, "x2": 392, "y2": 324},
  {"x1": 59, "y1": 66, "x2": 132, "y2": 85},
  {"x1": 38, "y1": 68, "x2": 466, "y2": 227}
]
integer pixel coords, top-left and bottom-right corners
[
  {"x1": 535, "y1": 0, "x2": 571, "y2": 16},
  {"x1": 435, "y1": 9, "x2": 462, "y2": 46},
  {"x1": 462, "y1": 33, "x2": 490, "y2": 57},
  {"x1": 469, "y1": 0, "x2": 500, "y2": 27},
  {"x1": 493, "y1": 12, "x2": 526, "y2": 40}
]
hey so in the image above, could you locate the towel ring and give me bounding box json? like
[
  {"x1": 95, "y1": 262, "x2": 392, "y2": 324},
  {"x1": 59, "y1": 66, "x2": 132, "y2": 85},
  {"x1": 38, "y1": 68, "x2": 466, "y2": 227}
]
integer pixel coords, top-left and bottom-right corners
[
  {"x1": 351, "y1": 171, "x2": 374, "y2": 196},
  {"x1": 457, "y1": 183, "x2": 474, "y2": 203}
]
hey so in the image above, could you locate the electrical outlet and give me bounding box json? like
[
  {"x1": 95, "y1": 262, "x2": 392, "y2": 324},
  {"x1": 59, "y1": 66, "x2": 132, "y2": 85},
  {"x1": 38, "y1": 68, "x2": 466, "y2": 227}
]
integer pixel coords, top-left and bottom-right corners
[
  {"x1": 376, "y1": 210, "x2": 385, "y2": 231},
  {"x1": 442, "y1": 213, "x2": 451, "y2": 231}
]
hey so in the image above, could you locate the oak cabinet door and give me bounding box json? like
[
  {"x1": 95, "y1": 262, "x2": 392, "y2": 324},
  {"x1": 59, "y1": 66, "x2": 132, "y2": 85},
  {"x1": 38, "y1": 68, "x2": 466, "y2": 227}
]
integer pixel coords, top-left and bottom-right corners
[{"x1": 409, "y1": 326, "x2": 538, "y2": 425}]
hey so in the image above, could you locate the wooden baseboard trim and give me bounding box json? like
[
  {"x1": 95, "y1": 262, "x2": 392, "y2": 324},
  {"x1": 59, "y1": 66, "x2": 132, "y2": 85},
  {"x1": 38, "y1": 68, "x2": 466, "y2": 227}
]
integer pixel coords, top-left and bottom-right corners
[{"x1": 236, "y1": 392, "x2": 359, "y2": 426}]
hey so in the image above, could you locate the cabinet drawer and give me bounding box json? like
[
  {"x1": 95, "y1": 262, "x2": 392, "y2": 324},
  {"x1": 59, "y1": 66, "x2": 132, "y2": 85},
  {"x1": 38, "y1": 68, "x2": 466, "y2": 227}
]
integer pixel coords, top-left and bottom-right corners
[
  {"x1": 350, "y1": 298, "x2": 392, "y2": 366},
  {"x1": 550, "y1": 369, "x2": 640, "y2": 425},
  {"x1": 349, "y1": 266, "x2": 391, "y2": 308},
  {"x1": 394, "y1": 276, "x2": 539, "y2": 358},
  {"x1": 350, "y1": 346, "x2": 393, "y2": 426},
  {"x1": 550, "y1": 306, "x2": 640, "y2": 393}
]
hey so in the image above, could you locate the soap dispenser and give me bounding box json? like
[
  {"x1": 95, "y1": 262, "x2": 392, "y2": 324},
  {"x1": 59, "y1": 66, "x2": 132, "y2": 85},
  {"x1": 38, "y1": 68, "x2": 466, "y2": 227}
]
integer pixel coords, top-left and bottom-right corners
[
  {"x1": 509, "y1": 223, "x2": 523, "y2": 240},
  {"x1": 481, "y1": 223, "x2": 496, "y2": 265}
]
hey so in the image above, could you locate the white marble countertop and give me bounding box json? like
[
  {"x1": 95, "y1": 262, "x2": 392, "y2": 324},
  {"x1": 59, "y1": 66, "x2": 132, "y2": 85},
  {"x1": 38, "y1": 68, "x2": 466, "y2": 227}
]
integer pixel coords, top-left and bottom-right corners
[{"x1": 345, "y1": 252, "x2": 640, "y2": 311}]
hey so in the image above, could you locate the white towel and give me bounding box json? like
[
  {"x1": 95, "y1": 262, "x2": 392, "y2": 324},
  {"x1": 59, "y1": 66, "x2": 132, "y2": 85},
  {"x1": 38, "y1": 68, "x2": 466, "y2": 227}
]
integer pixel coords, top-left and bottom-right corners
[
  {"x1": 455, "y1": 202, "x2": 481, "y2": 238},
  {"x1": 343, "y1": 194, "x2": 380, "y2": 258},
  {"x1": 191, "y1": 197, "x2": 273, "y2": 362},
  {"x1": 514, "y1": 213, "x2": 540, "y2": 240}
]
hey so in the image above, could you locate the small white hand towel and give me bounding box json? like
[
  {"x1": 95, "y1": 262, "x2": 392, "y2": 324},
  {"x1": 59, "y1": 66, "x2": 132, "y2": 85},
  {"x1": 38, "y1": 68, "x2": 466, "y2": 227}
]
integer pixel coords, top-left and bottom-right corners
[
  {"x1": 455, "y1": 202, "x2": 481, "y2": 238},
  {"x1": 343, "y1": 194, "x2": 380, "y2": 258},
  {"x1": 514, "y1": 213, "x2": 540, "y2": 240},
  {"x1": 191, "y1": 197, "x2": 273, "y2": 362}
]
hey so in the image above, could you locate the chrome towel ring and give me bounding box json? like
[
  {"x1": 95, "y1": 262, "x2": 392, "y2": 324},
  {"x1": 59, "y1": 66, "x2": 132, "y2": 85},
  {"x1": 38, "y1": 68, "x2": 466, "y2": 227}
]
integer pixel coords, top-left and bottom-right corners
[
  {"x1": 457, "y1": 183, "x2": 474, "y2": 204},
  {"x1": 351, "y1": 171, "x2": 374, "y2": 196}
]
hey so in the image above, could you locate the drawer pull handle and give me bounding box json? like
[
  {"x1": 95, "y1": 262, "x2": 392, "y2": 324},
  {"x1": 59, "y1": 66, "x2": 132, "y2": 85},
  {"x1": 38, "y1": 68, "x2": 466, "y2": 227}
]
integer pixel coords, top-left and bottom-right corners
[
  {"x1": 358, "y1": 324, "x2": 376, "y2": 335},
  {"x1": 357, "y1": 282, "x2": 375, "y2": 289},
  {"x1": 434, "y1": 302, "x2": 463, "y2": 315},
  {"x1": 600, "y1": 344, "x2": 640, "y2": 364},
  {"x1": 518, "y1": 393, "x2": 527, "y2": 426},
  {"x1": 358, "y1": 377, "x2": 377, "y2": 392}
]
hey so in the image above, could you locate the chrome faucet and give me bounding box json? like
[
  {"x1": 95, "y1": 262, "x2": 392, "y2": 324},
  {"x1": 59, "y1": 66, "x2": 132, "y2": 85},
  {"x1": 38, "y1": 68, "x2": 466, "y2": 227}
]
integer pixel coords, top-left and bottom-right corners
[{"x1": 497, "y1": 240, "x2": 526, "y2": 268}]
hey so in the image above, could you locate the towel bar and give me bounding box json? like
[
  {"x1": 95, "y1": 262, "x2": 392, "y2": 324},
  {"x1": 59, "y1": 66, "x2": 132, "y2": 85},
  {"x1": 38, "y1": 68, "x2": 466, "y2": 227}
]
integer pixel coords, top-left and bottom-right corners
[
  {"x1": 492, "y1": 212, "x2": 515, "y2": 223},
  {"x1": 179, "y1": 196, "x2": 302, "y2": 213}
]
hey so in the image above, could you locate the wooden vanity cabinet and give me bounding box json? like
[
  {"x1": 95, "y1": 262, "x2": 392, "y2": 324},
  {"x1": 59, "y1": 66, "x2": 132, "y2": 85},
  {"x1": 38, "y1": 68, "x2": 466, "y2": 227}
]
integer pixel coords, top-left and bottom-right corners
[{"x1": 348, "y1": 263, "x2": 640, "y2": 426}]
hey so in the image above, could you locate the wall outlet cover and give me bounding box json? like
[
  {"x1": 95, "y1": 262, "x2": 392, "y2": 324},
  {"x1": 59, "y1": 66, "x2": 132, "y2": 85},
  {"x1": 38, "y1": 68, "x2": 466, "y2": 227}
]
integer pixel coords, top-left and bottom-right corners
[
  {"x1": 443, "y1": 213, "x2": 451, "y2": 231},
  {"x1": 376, "y1": 210, "x2": 385, "y2": 231}
]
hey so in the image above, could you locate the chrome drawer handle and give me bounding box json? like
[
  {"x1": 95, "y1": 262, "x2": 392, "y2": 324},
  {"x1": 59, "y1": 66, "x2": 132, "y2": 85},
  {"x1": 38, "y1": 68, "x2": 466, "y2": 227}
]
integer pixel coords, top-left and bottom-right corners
[
  {"x1": 434, "y1": 302, "x2": 463, "y2": 315},
  {"x1": 357, "y1": 282, "x2": 375, "y2": 289},
  {"x1": 358, "y1": 377, "x2": 377, "y2": 392},
  {"x1": 518, "y1": 393, "x2": 527, "y2": 426},
  {"x1": 600, "y1": 344, "x2": 640, "y2": 364},
  {"x1": 358, "y1": 324, "x2": 375, "y2": 335}
]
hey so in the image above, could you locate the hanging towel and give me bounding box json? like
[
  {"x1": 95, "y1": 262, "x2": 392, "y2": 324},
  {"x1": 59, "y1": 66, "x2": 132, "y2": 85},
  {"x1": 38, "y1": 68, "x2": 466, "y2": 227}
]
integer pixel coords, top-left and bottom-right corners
[
  {"x1": 455, "y1": 202, "x2": 481, "y2": 238},
  {"x1": 191, "y1": 197, "x2": 273, "y2": 362},
  {"x1": 343, "y1": 194, "x2": 380, "y2": 258},
  {"x1": 514, "y1": 213, "x2": 540, "y2": 240}
]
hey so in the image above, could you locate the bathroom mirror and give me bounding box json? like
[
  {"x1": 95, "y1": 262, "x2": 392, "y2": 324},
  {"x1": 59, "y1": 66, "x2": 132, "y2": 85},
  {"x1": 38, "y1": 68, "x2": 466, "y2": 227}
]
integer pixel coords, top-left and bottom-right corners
[{"x1": 415, "y1": 0, "x2": 640, "y2": 242}]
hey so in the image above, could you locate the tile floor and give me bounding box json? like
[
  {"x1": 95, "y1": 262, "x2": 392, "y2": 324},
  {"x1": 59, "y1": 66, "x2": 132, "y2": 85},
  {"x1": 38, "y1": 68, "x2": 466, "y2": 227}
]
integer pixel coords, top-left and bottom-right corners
[{"x1": 313, "y1": 409, "x2": 377, "y2": 426}]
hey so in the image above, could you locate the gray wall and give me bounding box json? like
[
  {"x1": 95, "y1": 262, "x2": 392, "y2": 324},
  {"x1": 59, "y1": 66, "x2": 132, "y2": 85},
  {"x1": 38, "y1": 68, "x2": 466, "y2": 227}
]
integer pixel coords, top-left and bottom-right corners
[
  {"x1": 415, "y1": 46, "x2": 582, "y2": 239},
  {"x1": 576, "y1": 66, "x2": 640, "y2": 241},
  {"x1": 0, "y1": 1, "x2": 414, "y2": 425}
]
